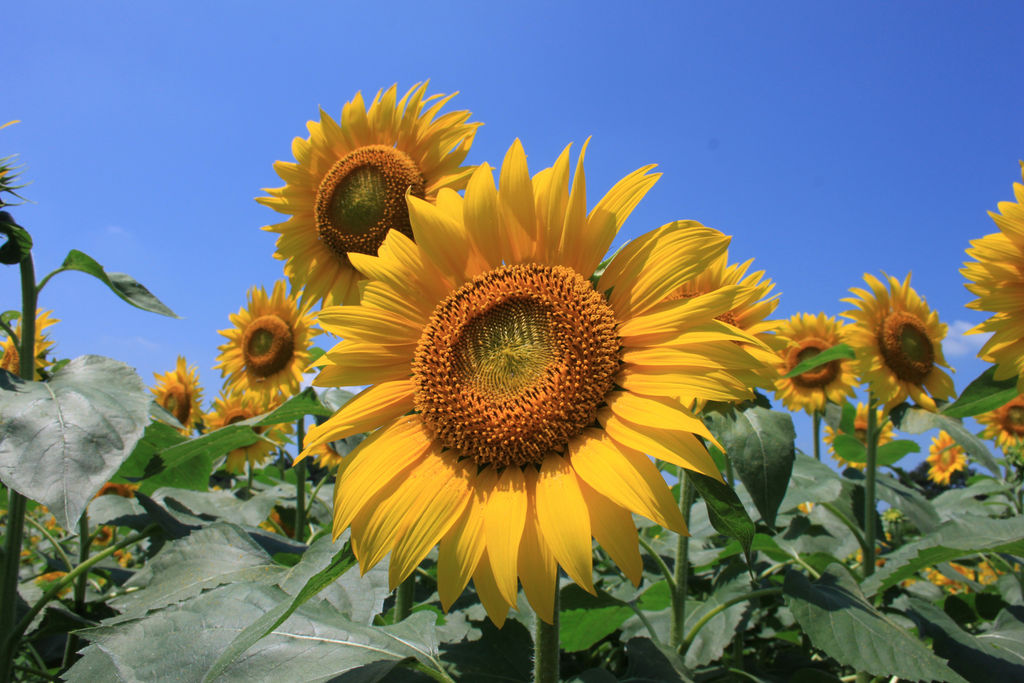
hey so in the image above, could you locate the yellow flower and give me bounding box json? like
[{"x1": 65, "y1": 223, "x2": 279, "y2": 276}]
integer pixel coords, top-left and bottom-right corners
[
  {"x1": 977, "y1": 393, "x2": 1024, "y2": 452},
  {"x1": 34, "y1": 571, "x2": 71, "y2": 598},
  {"x1": 823, "y1": 402, "x2": 894, "y2": 470},
  {"x1": 94, "y1": 482, "x2": 138, "y2": 499},
  {"x1": 93, "y1": 526, "x2": 115, "y2": 547},
  {"x1": 214, "y1": 281, "x2": 315, "y2": 401},
  {"x1": 773, "y1": 313, "x2": 857, "y2": 414},
  {"x1": 206, "y1": 390, "x2": 293, "y2": 474},
  {"x1": 309, "y1": 442, "x2": 345, "y2": 470},
  {"x1": 926, "y1": 430, "x2": 967, "y2": 485},
  {"x1": 0, "y1": 309, "x2": 58, "y2": 379},
  {"x1": 925, "y1": 563, "x2": 974, "y2": 594},
  {"x1": 962, "y1": 163, "x2": 1024, "y2": 392},
  {"x1": 301, "y1": 140, "x2": 766, "y2": 626},
  {"x1": 258, "y1": 83, "x2": 480, "y2": 307},
  {"x1": 843, "y1": 273, "x2": 954, "y2": 411},
  {"x1": 152, "y1": 356, "x2": 204, "y2": 434}
]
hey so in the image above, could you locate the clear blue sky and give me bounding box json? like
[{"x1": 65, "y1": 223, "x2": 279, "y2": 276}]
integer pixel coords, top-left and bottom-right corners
[{"x1": 5, "y1": 1, "x2": 1024, "y2": 462}]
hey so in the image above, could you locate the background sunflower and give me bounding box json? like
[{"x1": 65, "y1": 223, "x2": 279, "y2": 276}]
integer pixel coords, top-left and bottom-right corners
[
  {"x1": 773, "y1": 312, "x2": 857, "y2": 414},
  {"x1": 206, "y1": 389, "x2": 293, "y2": 474},
  {"x1": 925, "y1": 430, "x2": 967, "y2": 485},
  {"x1": 0, "y1": 309, "x2": 57, "y2": 379},
  {"x1": 823, "y1": 402, "x2": 894, "y2": 470},
  {"x1": 151, "y1": 356, "x2": 203, "y2": 434},
  {"x1": 977, "y1": 394, "x2": 1024, "y2": 452}
]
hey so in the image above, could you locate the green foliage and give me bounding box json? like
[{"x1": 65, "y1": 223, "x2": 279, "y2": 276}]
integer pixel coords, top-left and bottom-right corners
[
  {"x1": 782, "y1": 343, "x2": 855, "y2": 379},
  {"x1": 942, "y1": 365, "x2": 1018, "y2": 418},
  {"x1": 52, "y1": 249, "x2": 178, "y2": 317},
  {"x1": 0, "y1": 212, "x2": 32, "y2": 265}
]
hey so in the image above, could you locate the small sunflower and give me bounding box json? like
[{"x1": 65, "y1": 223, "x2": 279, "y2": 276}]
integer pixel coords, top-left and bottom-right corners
[
  {"x1": 773, "y1": 313, "x2": 857, "y2": 414},
  {"x1": 0, "y1": 309, "x2": 58, "y2": 379},
  {"x1": 309, "y1": 442, "x2": 345, "y2": 470},
  {"x1": 258, "y1": 82, "x2": 480, "y2": 307},
  {"x1": 977, "y1": 394, "x2": 1024, "y2": 451},
  {"x1": 152, "y1": 356, "x2": 203, "y2": 434},
  {"x1": 843, "y1": 273, "x2": 954, "y2": 411},
  {"x1": 823, "y1": 402, "x2": 894, "y2": 471},
  {"x1": 300, "y1": 139, "x2": 767, "y2": 626},
  {"x1": 962, "y1": 163, "x2": 1024, "y2": 392},
  {"x1": 925, "y1": 563, "x2": 974, "y2": 594},
  {"x1": 926, "y1": 430, "x2": 967, "y2": 486},
  {"x1": 214, "y1": 280, "x2": 315, "y2": 401},
  {"x1": 206, "y1": 390, "x2": 293, "y2": 474}
]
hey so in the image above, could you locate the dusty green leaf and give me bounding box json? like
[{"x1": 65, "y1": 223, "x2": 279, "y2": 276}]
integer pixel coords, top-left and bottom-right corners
[
  {"x1": 780, "y1": 451, "x2": 843, "y2": 511},
  {"x1": 908, "y1": 599, "x2": 1024, "y2": 681},
  {"x1": 58, "y1": 249, "x2": 178, "y2": 317}
]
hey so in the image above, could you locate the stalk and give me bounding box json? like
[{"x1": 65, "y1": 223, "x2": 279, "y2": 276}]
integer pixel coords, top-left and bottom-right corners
[
  {"x1": 61, "y1": 513, "x2": 91, "y2": 669},
  {"x1": 862, "y1": 397, "x2": 879, "y2": 577},
  {"x1": 294, "y1": 417, "x2": 307, "y2": 543},
  {"x1": 812, "y1": 410, "x2": 822, "y2": 461},
  {"x1": 394, "y1": 575, "x2": 415, "y2": 622},
  {"x1": 669, "y1": 469, "x2": 696, "y2": 650},
  {"x1": 533, "y1": 587, "x2": 560, "y2": 683}
]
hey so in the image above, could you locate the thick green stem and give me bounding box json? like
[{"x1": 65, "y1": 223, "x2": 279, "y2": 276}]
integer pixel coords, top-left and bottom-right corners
[
  {"x1": 863, "y1": 397, "x2": 879, "y2": 578},
  {"x1": 394, "y1": 574, "x2": 414, "y2": 622},
  {"x1": 61, "y1": 513, "x2": 91, "y2": 669},
  {"x1": 533, "y1": 587, "x2": 560, "y2": 683},
  {"x1": 295, "y1": 417, "x2": 307, "y2": 543},
  {"x1": 812, "y1": 410, "x2": 822, "y2": 462},
  {"x1": 669, "y1": 470, "x2": 696, "y2": 650}
]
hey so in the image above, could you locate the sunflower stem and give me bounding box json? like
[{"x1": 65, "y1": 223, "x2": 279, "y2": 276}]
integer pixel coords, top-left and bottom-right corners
[
  {"x1": 669, "y1": 469, "x2": 696, "y2": 651},
  {"x1": 863, "y1": 396, "x2": 879, "y2": 578},
  {"x1": 533, "y1": 586, "x2": 560, "y2": 683},
  {"x1": 295, "y1": 417, "x2": 307, "y2": 543},
  {"x1": 395, "y1": 574, "x2": 415, "y2": 622},
  {"x1": 246, "y1": 464, "x2": 254, "y2": 497},
  {"x1": 0, "y1": 250, "x2": 37, "y2": 683},
  {"x1": 61, "y1": 512, "x2": 91, "y2": 670},
  {"x1": 812, "y1": 410, "x2": 822, "y2": 461}
]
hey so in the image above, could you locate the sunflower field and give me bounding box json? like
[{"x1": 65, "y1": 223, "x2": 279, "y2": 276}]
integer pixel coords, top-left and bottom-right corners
[{"x1": 1, "y1": 84, "x2": 1023, "y2": 683}]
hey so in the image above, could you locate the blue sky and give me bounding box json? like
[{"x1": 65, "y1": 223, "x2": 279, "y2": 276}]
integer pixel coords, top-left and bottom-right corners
[{"x1": 4, "y1": 1, "x2": 1024, "y2": 463}]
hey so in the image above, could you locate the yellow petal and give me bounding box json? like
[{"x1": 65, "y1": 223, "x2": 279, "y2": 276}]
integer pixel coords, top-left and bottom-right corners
[
  {"x1": 498, "y1": 139, "x2": 537, "y2": 263},
  {"x1": 616, "y1": 284, "x2": 749, "y2": 340},
  {"x1": 556, "y1": 139, "x2": 591, "y2": 274},
  {"x1": 604, "y1": 391, "x2": 721, "y2": 449},
  {"x1": 437, "y1": 483, "x2": 487, "y2": 612},
  {"x1": 317, "y1": 306, "x2": 421, "y2": 346},
  {"x1": 517, "y1": 468, "x2": 557, "y2": 624},
  {"x1": 535, "y1": 454, "x2": 594, "y2": 594},
  {"x1": 408, "y1": 194, "x2": 472, "y2": 284},
  {"x1": 598, "y1": 407, "x2": 724, "y2": 482},
  {"x1": 463, "y1": 163, "x2": 503, "y2": 270},
  {"x1": 483, "y1": 466, "x2": 528, "y2": 605},
  {"x1": 581, "y1": 165, "x2": 660, "y2": 277},
  {"x1": 302, "y1": 380, "x2": 416, "y2": 452},
  {"x1": 472, "y1": 550, "x2": 511, "y2": 627},
  {"x1": 579, "y1": 480, "x2": 643, "y2": 586}
]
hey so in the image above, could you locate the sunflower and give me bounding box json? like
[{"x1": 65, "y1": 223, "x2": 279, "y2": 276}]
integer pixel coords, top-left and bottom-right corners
[
  {"x1": 773, "y1": 313, "x2": 857, "y2": 414},
  {"x1": 977, "y1": 394, "x2": 1024, "y2": 452},
  {"x1": 309, "y1": 442, "x2": 345, "y2": 470},
  {"x1": 152, "y1": 356, "x2": 203, "y2": 434},
  {"x1": 926, "y1": 430, "x2": 967, "y2": 485},
  {"x1": 299, "y1": 140, "x2": 767, "y2": 626},
  {"x1": 206, "y1": 390, "x2": 293, "y2": 474},
  {"x1": 258, "y1": 83, "x2": 480, "y2": 307},
  {"x1": 0, "y1": 309, "x2": 57, "y2": 379},
  {"x1": 823, "y1": 402, "x2": 894, "y2": 471},
  {"x1": 962, "y1": 163, "x2": 1024, "y2": 392},
  {"x1": 843, "y1": 273, "x2": 954, "y2": 411},
  {"x1": 214, "y1": 280, "x2": 315, "y2": 401}
]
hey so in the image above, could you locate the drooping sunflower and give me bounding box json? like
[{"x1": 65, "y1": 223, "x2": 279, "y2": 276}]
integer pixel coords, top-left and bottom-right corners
[
  {"x1": 258, "y1": 82, "x2": 480, "y2": 307},
  {"x1": 773, "y1": 313, "x2": 857, "y2": 414},
  {"x1": 308, "y1": 442, "x2": 345, "y2": 470},
  {"x1": 0, "y1": 309, "x2": 57, "y2": 379},
  {"x1": 299, "y1": 140, "x2": 767, "y2": 625},
  {"x1": 823, "y1": 402, "x2": 894, "y2": 471},
  {"x1": 206, "y1": 390, "x2": 293, "y2": 474},
  {"x1": 843, "y1": 273, "x2": 954, "y2": 411},
  {"x1": 926, "y1": 430, "x2": 967, "y2": 486},
  {"x1": 152, "y1": 356, "x2": 203, "y2": 434},
  {"x1": 214, "y1": 280, "x2": 315, "y2": 401},
  {"x1": 962, "y1": 163, "x2": 1024, "y2": 392},
  {"x1": 977, "y1": 394, "x2": 1024, "y2": 452}
]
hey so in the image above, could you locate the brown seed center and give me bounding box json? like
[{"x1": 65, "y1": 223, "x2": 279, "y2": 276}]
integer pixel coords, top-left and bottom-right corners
[
  {"x1": 788, "y1": 339, "x2": 840, "y2": 389},
  {"x1": 878, "y1": 311, "x2": 934, "y2": 384},
  {"x1": 412, "y1": 264, "x2": 621, "y2": 467},
  {"x1": 1004, "y1": 405, "x2": 1024, "y2": 435},
  {"x1": 314, "y1": 144, "x2": 425, "y2": 261},
  {"x1": 242, "y1": 315, "x2": 294, "y2": 378},
  {"x1": 162, "y1": 384, "x2": 192, "y2": 426}
]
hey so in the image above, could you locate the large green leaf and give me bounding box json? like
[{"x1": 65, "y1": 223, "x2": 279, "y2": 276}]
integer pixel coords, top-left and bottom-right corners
[
  {"x1": 56, "y1": 249, "x2": 178, "y2": 317},
  {"x1": 257, "y1": 386, "x2": 334, "y2": 425},
  {"x1": 441, "y1": 616, "x2": 534, "y2": 682},
  {"x1": 683, "y1": 570, "x2": 753, "y2": 669},
  {"x1": 908, "y1": 599, "x2": 1024, "y2": 681},
  {"x1": 0, "y1": 355, "x2": 151, "y2": 527},
  {"x1": 785, "y1": 564, "x2": 967, "y2": 682},
  {"x1": 559, "y1": 584, "x2": 634, "y2": 652},
  {"x1": 861, "y1": 516, "x2": 1024, "y2": 596},
  {"x1": 114, "y1": 419, "x2": 214, "y2": 493},
  {"x1": 705, "y1": 406, "x2": 795, "y2": 527},
  {"x1": 873, "y1": 472, "x2": 940, "y2": 534},
  {"x1": 688, "y1": 470, "x2": 755, "y2": 566},
  {"x1": 892, "y1": 405, "x2": 1002, "y2": 478},
  {"x1": 942, "y1": 366, "x2": 1018, "y2": 418},
  {"x1": 623, "y1": 637, "x2": 692, "y2": 682},
  {"x1": 779, "y1": 451, "x2": 843, "y2": 511}
]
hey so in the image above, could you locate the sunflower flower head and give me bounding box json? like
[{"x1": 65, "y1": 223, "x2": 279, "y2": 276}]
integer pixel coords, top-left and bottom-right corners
[
  {"x1": 214, "y1": 280, "x2": 315, "y2": 401},
  {"x1": 152, "y1": 356, "x2": 204, "y2": 434},
  {"x1": 962, "y1": 163, "x2": 1024, "y2": 392},
  {"x1": 301, "y1": 139, "x2": 770, "y2": 626},
  {"x1": 977, "y1": 393, "x2": 1024, "y2": 453},
  {"x1": 926, "y1": 430, "x2": 967, "y2": 486},
  {"x1": 258, "y1": 82, "x2": 480, "y2": 307},
  {"x1": 1, "y1": 309, "x2": 58, "y2": 379},
  {"x1": 823, "y1": 402, "x2": 894, "y2": 470},
  {"x1": 206, "y1": 389, "x2": 293, "y2": 474},
  {"x1": 843, "y1": 273, "x2": 954, "y2": 411},
  {"x1": 773, "y1": 313, "x2": 857, "y2": 414}
]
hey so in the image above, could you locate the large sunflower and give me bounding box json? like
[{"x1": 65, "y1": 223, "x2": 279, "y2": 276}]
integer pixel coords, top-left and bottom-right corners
[
  {"x1": 0, "y1": 309, "x2": 57, "y2": 379},
  {"x1": 152, "y1": 356, "x2": 203, "y2": 434},
  {"x1": 962, "y1": 163, "x2": 1024, "y2": 392},
  {"x1": 773, "y1": 313, "x2": 857, "y2": 414},
  {"x1": 823, "y1": 402, "x2": 894, "y2": 471},
  {"x1": 258, "y1": 82, "x2": 480, "y2": 307},
  {"x1": 977, "y1": 394, "x2": 1024, "y2": 452},
  {"x1": 206, "y1": 390, "x2": 293, "y2": 474},
  {"x1": 926, "y1": 430, "x2": 967, "y2": 485},
  {"x1": 214, "y1": 280, "x2": 315, "y2": 401},
  {"x1": 299, "y1": 140, "x2": 767, "y2": 625},
  {"x1": 843, "y1": 273, "x2": 954, "y2": 411}
]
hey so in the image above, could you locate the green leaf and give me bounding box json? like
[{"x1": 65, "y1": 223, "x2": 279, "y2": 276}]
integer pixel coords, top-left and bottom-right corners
[
  {"x1": 683, "y1": 570, "x2": 753, "y2": 669},
  {"x1": 862, "y1": 516, "x2": 1024, "y2": 596},
  {"x1": 441, "y1": 616, "x2": 534, "y2": 682},
  {"x1": 203, "y1": 540, "x2": 357, "y2": 681},
  {"x1": 57, "y1": 249, "x2": 178, "y2": 317},
  {"x1": 831, "y1": 433, "x2": 866, "y2": 463},
  {"x1": 705, "y1": 406, "x2": 795, "y2": 527},
  {"x1": 158, "y1": 423, "x2": 262, "y2": 473},
  {"x1": 785, "y1": 564, "x2": 968, "y2": 683},
  {"x1": 942, "y1": 365, "x2": 1018, "y2": 418},
  {"x1": 873, "y1": 472, "x2": 940, "y2": 533},
  {"x1": 558, "y1": 584, "x2": 634, "y2": 652},
  {"x1": 892, "y1": 405, "x2": 1002, "y2": 478},
  {"x1": 688, "y1": 470, "x2": 755, "y2": 566},
  {"x1": 0, "y1": 211, "x2": 32, "y2": 264},
  {"x1": 779, "y1": 451, "x2": 843, "y2": 511},
  {"x1": 114, "y1": 419, "x2": 215, "y2": 494},
  {"x1": 257, "y1": 386, "x2": 333, "y2": 425},
  {"x1": 624, "y1": 637, "x2": 693, "y2": 682},
  {"x1": 907, "y1": 599, "x2": 1024, "y2": 680},
  {"x1": 782, "y1": 343, "x2": 855, "y2": 378},
  {"x1": 0, "y1": 355, "x2": 151, "y2": 527},
  {"x1": 875, "y1": 439, "x2": 919, "y2": 466}
]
